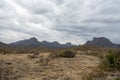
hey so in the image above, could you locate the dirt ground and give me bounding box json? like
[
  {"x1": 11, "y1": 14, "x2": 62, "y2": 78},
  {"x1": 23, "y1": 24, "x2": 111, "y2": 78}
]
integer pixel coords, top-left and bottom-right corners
[{"x1": 0, "y1": 53, "x2": 100, "y2": 80}]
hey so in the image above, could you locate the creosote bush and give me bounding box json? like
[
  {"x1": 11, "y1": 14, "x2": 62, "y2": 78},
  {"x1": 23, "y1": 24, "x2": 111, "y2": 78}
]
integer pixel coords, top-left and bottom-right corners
[{"x1": 56, "y1": 50, "x2": 76, "y2": 58}]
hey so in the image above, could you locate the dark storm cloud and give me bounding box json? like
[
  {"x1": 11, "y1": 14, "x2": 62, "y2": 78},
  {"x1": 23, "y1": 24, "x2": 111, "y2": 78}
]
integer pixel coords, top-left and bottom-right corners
[{"x1": 0, "y1": 0, "x2": 120, "y2": 44}]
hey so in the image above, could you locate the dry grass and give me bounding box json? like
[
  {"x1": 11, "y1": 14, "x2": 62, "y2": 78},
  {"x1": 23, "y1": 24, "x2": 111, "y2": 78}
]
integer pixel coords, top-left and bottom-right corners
[
  {"x1": 0, "y1": 59, "x2": 22, "y2": 80},
  {"x1": 82, "y1": 70, "x2": 107, "y2": 80},
  {"x1": 0, "y1": 51, "x2": 100, "y2": 80}
]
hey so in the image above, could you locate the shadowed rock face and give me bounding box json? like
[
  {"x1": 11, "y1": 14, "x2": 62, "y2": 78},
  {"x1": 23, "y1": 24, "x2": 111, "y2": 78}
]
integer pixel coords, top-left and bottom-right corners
[
  {"x1": 85, "y1": 37, "x2": 119, "y2": 48},
  {"x1": 9, "y1": 37, "x2": 74, "y2": 48}
]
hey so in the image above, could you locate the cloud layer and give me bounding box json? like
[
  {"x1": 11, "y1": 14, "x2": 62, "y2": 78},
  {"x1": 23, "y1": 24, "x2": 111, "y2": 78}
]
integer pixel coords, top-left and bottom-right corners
[{"x1": 0, "y1": 0, "x2": 120, "y2": 44}]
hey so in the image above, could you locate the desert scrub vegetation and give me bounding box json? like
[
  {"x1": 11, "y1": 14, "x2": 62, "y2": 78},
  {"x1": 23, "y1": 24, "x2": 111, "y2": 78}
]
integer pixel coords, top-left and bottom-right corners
[
  {"x1": 36, "y1": 53, "x2": 54, "y2": 66},
  {"x1": 37, "y1": 55, "x2": 51, "y2": 66},
  {"x1": 100, "y1": 50, "x2": 120, "y2": 71},
  {"x1": 82, "y1": 50, "x2": 120, "y2": 80},
  {"x1": 115, "y1": 77, "x2": 120, "y2": 80},
  {"x1": 0, "y1": 49, "x2": 10, "y2": 54},
  {"x1": 27, "y1": 52, "x2": 40, "y2": 58},
  {"x1": 0, "y1": 66, "x2": 15, "y2": 80},
  {"x1": 55, "y1": 50, "x2": 76, "y2": 58},
  {"x1": 82, "y1": 70, "x2": 107, "y2": 80},
  {"x1": 0, "y1": 60, "x2": 21, "y2": 80}
]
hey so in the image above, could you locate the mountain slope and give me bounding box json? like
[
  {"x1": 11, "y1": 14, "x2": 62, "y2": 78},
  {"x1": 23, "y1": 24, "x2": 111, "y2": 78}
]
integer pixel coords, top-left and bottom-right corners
[
  {"x1": 0, "y1": 41, "x2": 12, "y2": 53},
  {"x1": 0, "y1": 41, "x2": 9, "y2": 49},
  {"x1": 85, "y1": 37, "x2": 119, "y2": 48},
  {"x1": 9, "y1": 37, "x2": 73, "y2": 48},
  {"x1": 9, "y1": 37, "x2": 41, "y2": 48}
]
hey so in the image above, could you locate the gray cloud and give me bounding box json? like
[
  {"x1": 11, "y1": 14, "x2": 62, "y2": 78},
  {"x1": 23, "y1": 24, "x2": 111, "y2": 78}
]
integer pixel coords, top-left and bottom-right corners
[{"x1": 0, "y1": 0, "x2": 120, "y2": 44}]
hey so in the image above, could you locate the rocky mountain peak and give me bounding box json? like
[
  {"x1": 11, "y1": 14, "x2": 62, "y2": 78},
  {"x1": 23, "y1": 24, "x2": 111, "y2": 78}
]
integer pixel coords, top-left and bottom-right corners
[{"x1": 85, "y1": 37, "x2": 117, "y2": 47}]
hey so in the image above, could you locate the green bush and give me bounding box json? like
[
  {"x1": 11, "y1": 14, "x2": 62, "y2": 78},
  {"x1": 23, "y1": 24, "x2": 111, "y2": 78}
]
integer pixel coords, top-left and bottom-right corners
[
  {"x1": 56, "y1": 50, "x2": 76, "y2": 58},
  {"x1": 107, "y1": 50, "x2": 120, "y2": 70},
  {"x1": 100, "y1": 50, "x2": 120, "y2": 71}
]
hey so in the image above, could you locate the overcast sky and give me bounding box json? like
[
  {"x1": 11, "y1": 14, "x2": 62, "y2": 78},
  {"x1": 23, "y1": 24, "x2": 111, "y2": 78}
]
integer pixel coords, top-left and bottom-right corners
[{"x1": 0, "y1": 0, "x2": 120, "y2": 44}]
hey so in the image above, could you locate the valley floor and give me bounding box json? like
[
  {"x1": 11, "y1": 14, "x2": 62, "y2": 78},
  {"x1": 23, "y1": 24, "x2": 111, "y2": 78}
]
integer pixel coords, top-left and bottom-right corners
[{"x1": 0, "y1": 53, "x2": 100, "y2": 80}]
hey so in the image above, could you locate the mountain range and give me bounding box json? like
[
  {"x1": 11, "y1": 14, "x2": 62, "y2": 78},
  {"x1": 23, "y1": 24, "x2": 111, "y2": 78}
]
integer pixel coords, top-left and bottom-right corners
[
  {"x1": 9, "y1": 37, "x2": 73, "y2": 48},
  {"x1": 0, "y1": 37, "x2": 120, "y2": 49}
]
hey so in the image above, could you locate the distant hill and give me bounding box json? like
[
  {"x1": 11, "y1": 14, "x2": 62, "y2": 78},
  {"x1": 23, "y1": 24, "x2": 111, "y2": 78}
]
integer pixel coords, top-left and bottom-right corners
[
  {"x1": 9, "y1": 37, "x2": 74, "y2": 48},
  {"x1": 9, "y1": 37, "x2": 41, "y2": 48},
  {"x1": 85, "y1": 37, "x2": 120, "y2": 48},
  {"x1": 2, "y1": 37, "x2": 120, "y2": 49},
  {"x1": 0, "y1": 41, "x2": 9, "y2": 49},
  {"x1": 40, "y1": 41, "x2": 72, "y2": 48},
  {"x1": 0, "y1": 41, "x2": 12, "y2": 53}
]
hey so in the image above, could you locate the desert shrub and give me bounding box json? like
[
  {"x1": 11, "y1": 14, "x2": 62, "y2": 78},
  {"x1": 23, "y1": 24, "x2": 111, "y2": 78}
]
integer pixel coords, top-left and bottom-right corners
[
  {"x1": 82, "y1": 70, "x2": 107, "y2": 80},
  {"x1": 0, "y1": 64, "x2": 18, "y2": 80},
  {"x1": 100, "y1": 50, "x2": 120, "y2": 71},
  {"x1": 0, "y1": 66, "x2": 13, "y2": 80},
  {"x1": 115, "y1": 77, "x2": 120, "y2": 80},
  {"x1": 0, "y1": 49, "x2": 5, "y2": 53},
  {"x1": 27, "y1": 53, "x2": 39, "y2": 58},
  {"x1": 60, "y1": 76, "x2": 73, "y2": 80},
  {"x1": 0, "y1": 49, "x2": 9, "y2": 54},
  {"x1": 36, "y1": 55, "x2": 51, "y2": 66},
  {"x1": 56, "y1": 50, "x2": 76, "y2": 58},
  {"x1": 0, "y1": 59, "x2": 22, "y2": 80},
  {"x1": 46, "y1": 52, "x2": 56, "y2": 59},
  {"x1": 83, "y1": 50, "x2": 120, "y2": 80}
]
